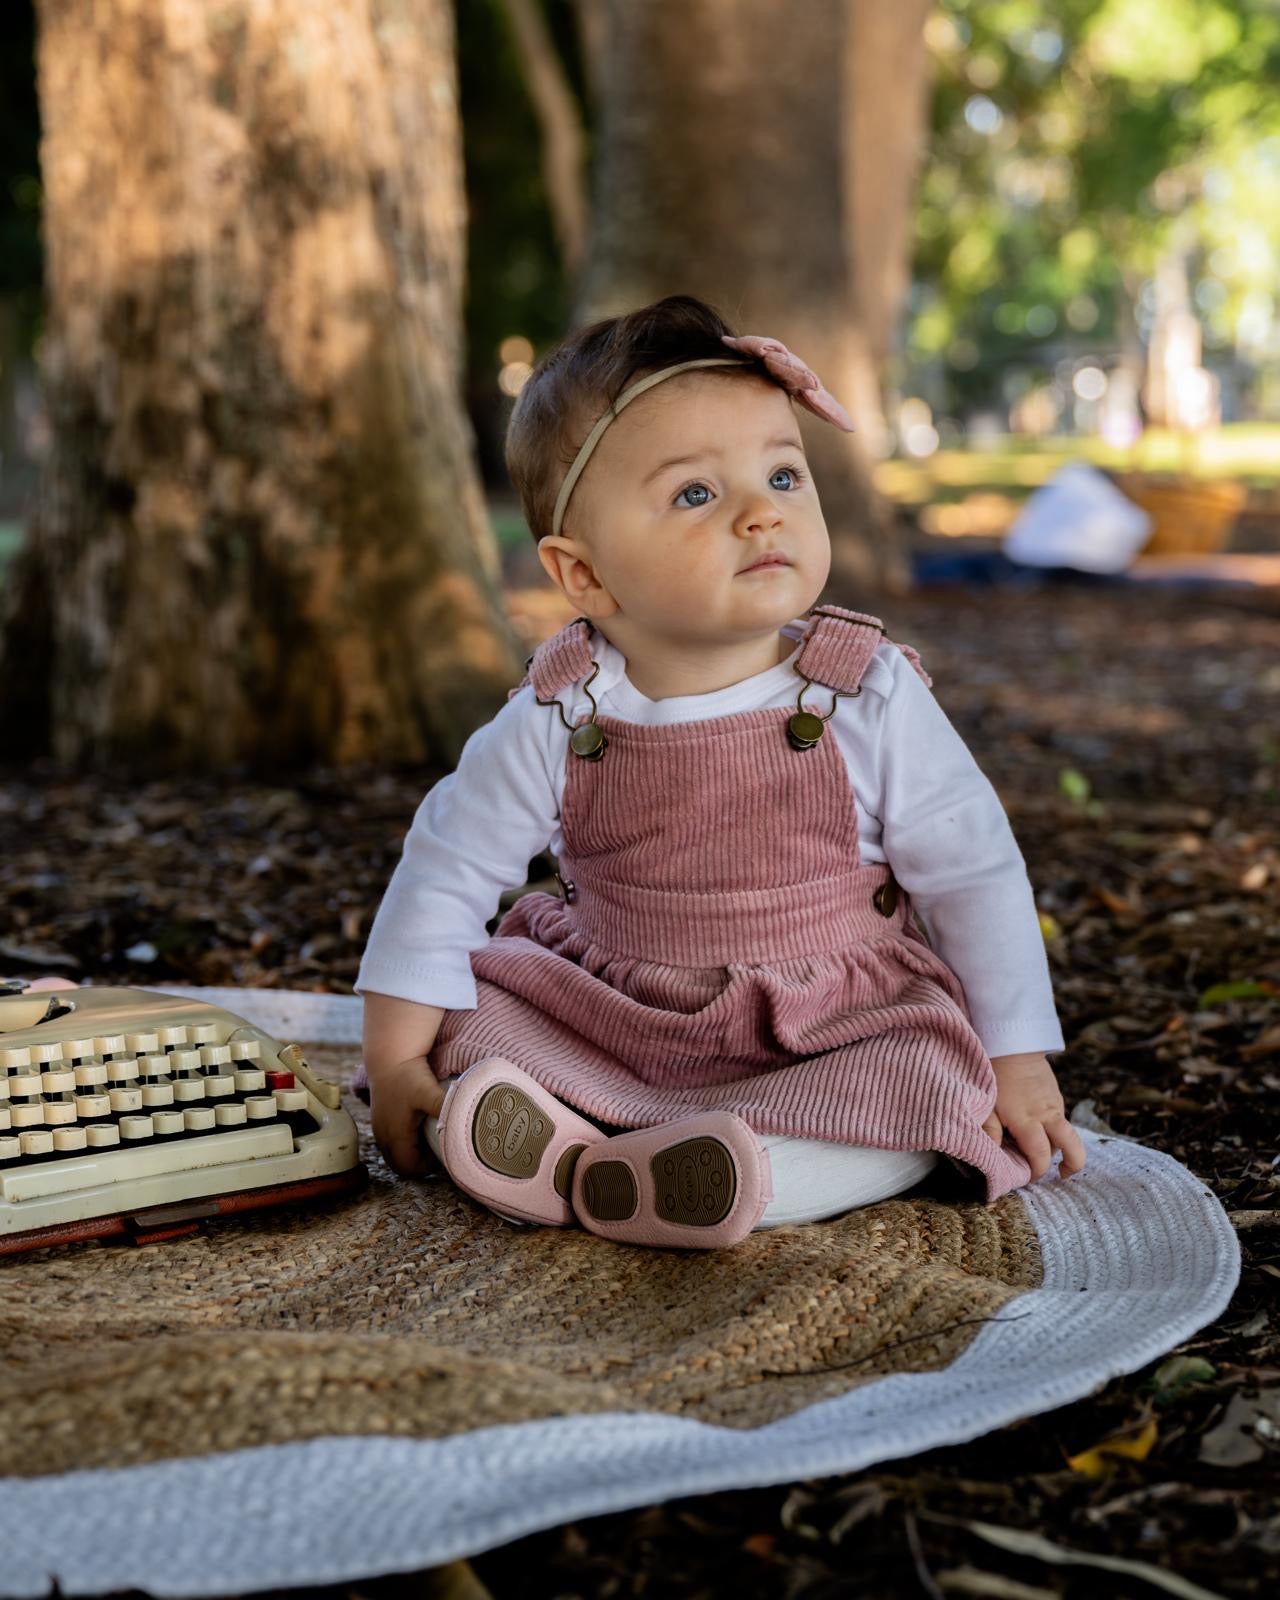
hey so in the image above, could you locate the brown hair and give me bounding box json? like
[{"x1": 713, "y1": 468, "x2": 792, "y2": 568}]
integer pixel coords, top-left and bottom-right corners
[{"x1": 504, "y1": 293, "x2": 765, "y2": 546}]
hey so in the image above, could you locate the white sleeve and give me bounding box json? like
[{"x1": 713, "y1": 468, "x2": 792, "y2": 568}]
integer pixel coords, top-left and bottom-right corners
[
  {"x1": 353, "y1": 685, "x2": 562, "y2": 1010},
  {"x1": 874, "y1": 649, "x2": 1066, "y2": 1058}
]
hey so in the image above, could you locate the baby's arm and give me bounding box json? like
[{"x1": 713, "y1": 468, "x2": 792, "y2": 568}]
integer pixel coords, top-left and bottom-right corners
[
  {"x1": 873, "y1": 648, "x2": 1064, "y2": 1058},
  {"x1": 356, "y1": 685, "x2": 562, "y2": 1174},
  {"x1": 362, "y1": 994, "x2": 447, "y2": 1177},
  {"x1": 873, "y1": 649, "x2": 1083, "y2": 1178}
]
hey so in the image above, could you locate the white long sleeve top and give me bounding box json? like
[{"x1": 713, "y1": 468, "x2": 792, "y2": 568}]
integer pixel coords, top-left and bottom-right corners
[{"x1": 355, "y1": 617, "x2": 1066, "y2": 1059}]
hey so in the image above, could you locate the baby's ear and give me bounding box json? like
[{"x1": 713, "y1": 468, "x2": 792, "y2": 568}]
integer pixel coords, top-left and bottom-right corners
[{"x1": 536, "y1": 534, "x2": 614, "y2": 615}]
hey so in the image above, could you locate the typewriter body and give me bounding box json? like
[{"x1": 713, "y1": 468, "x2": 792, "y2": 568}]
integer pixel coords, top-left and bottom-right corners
[{"x1": 0, "y1": 984, "x2": 364, "y2": 1254}]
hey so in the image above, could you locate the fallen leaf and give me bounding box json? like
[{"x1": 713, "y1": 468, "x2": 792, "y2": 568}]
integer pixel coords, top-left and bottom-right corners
[
  {"x1": 1240, "y1": 1020, "x2": 1280, "y2": 1059},
  {"x1": 1064, "y1": 1416, "x2": 1159, "y2": 1476},
  {"x1": 947, "y1": 1517, "x2": 1229, "y2": 1600},
  {"x1": 1198, "y1": 1386, "x2": 1280, "y2": 1467},
  {"x1": 934, "y1": 1566, "x2": 1057, "y2": 1598},
  {"x1": 1148, "y1": 1355, "x2": 1216, "y2": 1403}
]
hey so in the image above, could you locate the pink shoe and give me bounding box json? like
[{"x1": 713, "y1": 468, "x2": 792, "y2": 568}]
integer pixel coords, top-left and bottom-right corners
[
  {"x1": 570, "y1": 1110, "x2": 773, "y2": 1249},
  {"x1": 434, "y1": 1057, "x2": 611, "y2": 1227}
]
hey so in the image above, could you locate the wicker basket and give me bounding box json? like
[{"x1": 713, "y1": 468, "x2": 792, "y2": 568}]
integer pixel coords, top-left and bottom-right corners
[{"x1": 1116, "y1": 472, "x2": 1248, "y2": 556}]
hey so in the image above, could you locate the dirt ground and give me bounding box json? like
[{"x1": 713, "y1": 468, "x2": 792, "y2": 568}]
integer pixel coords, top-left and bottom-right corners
[{"x1": 2, "y1": 573, "x2": 1278, "y2": 1597}]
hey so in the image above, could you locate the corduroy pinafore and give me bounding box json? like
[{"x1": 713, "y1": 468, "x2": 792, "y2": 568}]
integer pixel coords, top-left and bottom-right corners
[{"x1": 429, "y1": 603, "x2": 1033, "y2": 1204}]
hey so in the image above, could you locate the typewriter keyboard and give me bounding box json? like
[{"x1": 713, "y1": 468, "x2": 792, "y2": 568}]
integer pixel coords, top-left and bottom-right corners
[{"x1": 0, "y1": 985, "x2": 363, "y2": 1249}]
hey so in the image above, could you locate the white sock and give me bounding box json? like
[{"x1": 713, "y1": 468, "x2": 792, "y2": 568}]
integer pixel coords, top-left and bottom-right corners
[{"x1": 753, "y1": 1134, "x2": 939, "y2": 1228}]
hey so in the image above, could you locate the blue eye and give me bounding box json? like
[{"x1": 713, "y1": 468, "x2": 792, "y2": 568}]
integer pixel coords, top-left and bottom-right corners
[{"x1": 675, "y1": 464, "x2": 806, "y2": 505}]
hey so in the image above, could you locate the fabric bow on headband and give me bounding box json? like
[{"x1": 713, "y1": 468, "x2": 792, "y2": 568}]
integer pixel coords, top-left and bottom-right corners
[{"x1": 720, "y1": 334, "x2": 856, "y2": 432}]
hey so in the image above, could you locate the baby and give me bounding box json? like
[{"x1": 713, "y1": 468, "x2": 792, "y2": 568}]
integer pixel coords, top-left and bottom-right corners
[{"x1": 355, "y1": 293, "x2": 1085, "y2": 1250}]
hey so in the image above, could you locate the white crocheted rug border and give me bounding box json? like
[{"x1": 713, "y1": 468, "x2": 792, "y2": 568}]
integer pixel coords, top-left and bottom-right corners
[{"x1": 0, "y1": 987, "x2": 1242, "y2": 1598}]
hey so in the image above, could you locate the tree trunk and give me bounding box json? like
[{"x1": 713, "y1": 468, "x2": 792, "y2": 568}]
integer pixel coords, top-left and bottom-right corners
[
  {"x1": 2, "y1": 0, "x2": 522, "y2": 775},
  {"x1": 573, "y1": 0, "x2": 926, "y2": 595},
  {"x1": 846, "y1": 0, "x2": 933, "y2": 460},
  {"x1": 502, "y1": 0, "x2": 590, "y2": 279}
]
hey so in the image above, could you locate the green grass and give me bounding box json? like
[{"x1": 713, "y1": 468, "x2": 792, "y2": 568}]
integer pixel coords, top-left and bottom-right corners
[{"x1": 876, "y1": 423, "x2": 1280, "y2": 508}]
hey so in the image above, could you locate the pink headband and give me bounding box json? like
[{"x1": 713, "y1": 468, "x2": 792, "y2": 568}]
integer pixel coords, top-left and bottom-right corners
[{"x1": 549, "y1": 332, "x2": 855, "y2": 539}]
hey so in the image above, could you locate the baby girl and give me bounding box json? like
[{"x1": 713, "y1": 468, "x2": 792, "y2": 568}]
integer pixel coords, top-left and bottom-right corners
[{"x1": 354, "y1": 293, "x2": 1085, "y2": 1249}]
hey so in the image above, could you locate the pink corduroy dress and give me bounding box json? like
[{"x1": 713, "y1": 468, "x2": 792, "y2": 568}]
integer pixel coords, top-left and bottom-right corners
[{"x1": 420, "y1": 604, "x2": 1033, "y2": 1205}]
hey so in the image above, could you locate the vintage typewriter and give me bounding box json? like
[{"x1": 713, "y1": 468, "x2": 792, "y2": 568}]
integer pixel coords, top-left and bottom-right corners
[{"x1": 0, "y1": 982, "x2": 365, "y2": 1254}]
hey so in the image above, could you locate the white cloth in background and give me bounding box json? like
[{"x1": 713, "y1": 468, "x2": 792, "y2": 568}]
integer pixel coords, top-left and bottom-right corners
[{"x1": 1003, "y1": 462, "x2": 1152, "y2": 574}]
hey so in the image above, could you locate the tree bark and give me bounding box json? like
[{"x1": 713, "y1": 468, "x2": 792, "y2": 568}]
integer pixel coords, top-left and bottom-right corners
[
  {"x1": 572, "y1": 0, "x2": 927, "y2": 595},
  {"x1": 2, "y1": 0, "x2": 522, "y2": 775},
  {"x1": 846, "y1": 0, "x2": 933, "y2": 460},
  {"x1": 502, "y1": 0, "x2": 591, "y2": 278}
]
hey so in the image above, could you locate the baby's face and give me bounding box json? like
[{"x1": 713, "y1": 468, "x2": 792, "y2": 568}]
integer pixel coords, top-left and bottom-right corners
[{"x1": 539, "y1": 372, "x2": 831, "y2": 649}]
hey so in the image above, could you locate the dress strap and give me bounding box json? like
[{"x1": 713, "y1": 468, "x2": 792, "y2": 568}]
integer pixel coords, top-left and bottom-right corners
[
  {"x1": 791, "y1": 603, "x2": 932, "y2": 692},
  {"x1": 506, "y1": 615, "x2": 596, "y2": 703}
]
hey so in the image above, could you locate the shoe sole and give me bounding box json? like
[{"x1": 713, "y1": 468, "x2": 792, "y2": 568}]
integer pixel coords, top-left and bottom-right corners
[
  {"x1": 580, "y1": 1134, "x2": 737, "y2": 1226},
  {"x1": 470, "y1": 1081, "x2": 588, "y2": 1201}
]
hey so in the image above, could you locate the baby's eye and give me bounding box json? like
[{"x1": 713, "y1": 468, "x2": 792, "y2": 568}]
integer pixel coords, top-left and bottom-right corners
[
  {"x1": 673, "y1": 481, "x2": 712, "y2": 509},
  {"x1": 771, "y1": 465, "x2": 805, "y2": 491}
]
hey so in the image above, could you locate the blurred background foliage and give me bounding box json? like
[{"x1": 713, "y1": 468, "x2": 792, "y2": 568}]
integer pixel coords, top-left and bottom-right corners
[{"x1": 910, "y1": 0, "x2": 1280, "y2": 425}]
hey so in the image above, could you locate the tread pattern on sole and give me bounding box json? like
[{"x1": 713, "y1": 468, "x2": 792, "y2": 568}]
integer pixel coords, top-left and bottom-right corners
[
  {"x1": 580, "y1": 1159, "x2": 638, "y2": 1222},
  {"x1": 553, "y1": 1142, "x2": 587, "y2": 1198},
  {"x1": 651, "y1": 1136, "x2": 736, "y2": 1225},
  {"x1": 471, "y1": 1083, "x2": 554, "y2": 1178}
]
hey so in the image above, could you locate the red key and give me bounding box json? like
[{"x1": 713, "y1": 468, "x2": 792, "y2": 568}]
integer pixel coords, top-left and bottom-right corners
[{"x1": 265, "y1": 1069, "x2": 296, "y2": 1090}]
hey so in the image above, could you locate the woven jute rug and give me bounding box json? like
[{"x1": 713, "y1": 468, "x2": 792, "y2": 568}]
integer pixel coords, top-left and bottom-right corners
[{"x1": 0, "y1": 988, "x2": 1241, "y2": 1599}]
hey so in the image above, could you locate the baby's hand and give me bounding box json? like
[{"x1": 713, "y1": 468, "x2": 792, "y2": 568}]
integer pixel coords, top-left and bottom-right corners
[
  {"x1": 982, "y1": 1052, "x2": 1086, "y2": 1183},
  {"x1": 367, "y1": 1054, "x2": 447, "y2": 1179}
]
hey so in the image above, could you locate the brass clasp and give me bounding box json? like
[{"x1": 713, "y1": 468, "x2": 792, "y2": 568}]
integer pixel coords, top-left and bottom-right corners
[
  {"x1": 535, "y1": 658, "x2": 608, "y2": 760},
  {"x1": 787, "y1": 673, "x2": 860, "y2": 750}
]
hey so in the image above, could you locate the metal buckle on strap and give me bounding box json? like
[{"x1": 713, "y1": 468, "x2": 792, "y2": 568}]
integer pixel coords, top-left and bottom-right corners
[
  {"x1": 787, "y1": 672, "x2": 859, "y2": 750},
  {"x1": 534, "y1": 657, "x2": 608, "y2": 760}
]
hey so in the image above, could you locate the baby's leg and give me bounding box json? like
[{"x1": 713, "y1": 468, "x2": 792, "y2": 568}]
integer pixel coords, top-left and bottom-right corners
[{"x1": 753, "y1": 1134, "x2": 939, "y2": 1229}]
